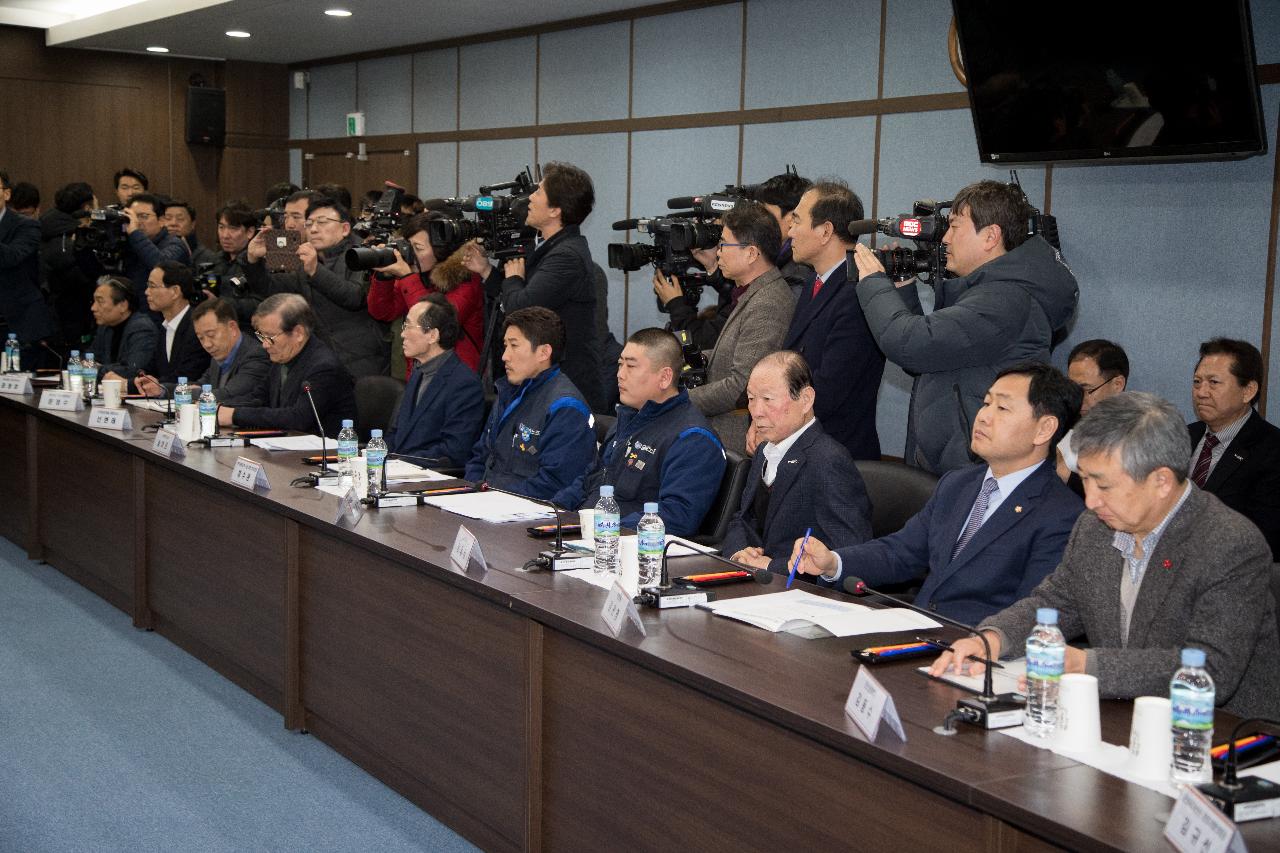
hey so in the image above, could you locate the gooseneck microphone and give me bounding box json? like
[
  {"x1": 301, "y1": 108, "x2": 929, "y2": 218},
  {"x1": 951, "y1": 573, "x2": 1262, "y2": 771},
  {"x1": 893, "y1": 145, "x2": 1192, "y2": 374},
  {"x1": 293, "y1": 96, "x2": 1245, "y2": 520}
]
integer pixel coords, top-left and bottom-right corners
[
  {"x1": 298, "y1": 381, "x2": 341, "y2": 488},
  {"x1": 138, "y1": 369, "x2": 175, "y2": 431},
  {"x1": 40, "y1": 341, "x2": 65, "y2": 371},
  {"x1": 633, "y1": 538, "x2": 773, "y2": 609},
  {"x1": 1198, "y1": 716, "x2": 1280, "y2": 821},
  {"x1": 843, "y1": 575, "x2": 1024, "y2": 729},
  {"x1": 477, "y1": 483, "x2": 588, "y2": 570}
]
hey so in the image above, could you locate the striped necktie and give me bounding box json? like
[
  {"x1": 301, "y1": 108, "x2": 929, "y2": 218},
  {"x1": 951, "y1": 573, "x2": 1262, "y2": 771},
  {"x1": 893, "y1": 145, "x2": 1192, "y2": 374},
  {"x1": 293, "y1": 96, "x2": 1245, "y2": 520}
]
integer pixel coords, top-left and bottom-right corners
[{"x1": 952, "y1": 477, "x2": 999, "y2": 560}]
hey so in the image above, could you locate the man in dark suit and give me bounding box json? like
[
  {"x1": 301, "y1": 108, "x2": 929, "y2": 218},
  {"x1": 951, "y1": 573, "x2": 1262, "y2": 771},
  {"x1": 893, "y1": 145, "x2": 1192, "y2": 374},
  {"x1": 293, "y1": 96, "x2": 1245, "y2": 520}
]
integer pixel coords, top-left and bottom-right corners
[
  {"x1": 464, "y1": 162, "x2": 605, "y2": 412},
  {"x1": 0, "y1": 170, "x2": 55, "y2": 369},
  {"x1": 772, "y1": 180, "x2": 884, "y2": 460},
  {"x1": 218, "y1": 293, "x2": 356, "y2": 436},
  {"x1": 136, "y1": 297, "x2": 269, "y2": 408},
  {"x1": 386, "y1": 294, "x2": 485, "y2": 467},
  {"x1": 89, "y1": 276, "x2": 157, "y2": 381},
  {"x1": 794, "y1": 362, "x2": 1084, "y2": 625},
  {"x1": 934, "y1": 392, "x2": 1279, "y2": 718},
  {"x1": 116, "y1": 261, "x2": 209, "y2": 391},
  {"x1": 721, "y1": 351, "x2": 872, "y2": 577},
  {"x1": 1186, "y1": 337, "x2": 1280, "y2": 559}
]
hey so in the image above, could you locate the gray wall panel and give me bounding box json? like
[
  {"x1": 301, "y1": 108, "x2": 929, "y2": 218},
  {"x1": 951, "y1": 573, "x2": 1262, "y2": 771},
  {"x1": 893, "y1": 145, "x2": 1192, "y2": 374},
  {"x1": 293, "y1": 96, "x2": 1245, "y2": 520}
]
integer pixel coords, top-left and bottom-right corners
[
  {"x1": 632, "y1": 5, "x2": 742, "y2": 118},
  {"x1": 539, "y1": 23, "x2": 630, "y2": 125},
  {"x1": 459, "y1": 37, "x2": 536, "y2": 131},
  {"x1": 457, "y1": 138, "x2": 537, "y2": 203},
  {"x1": 418, "y1": 142, "x2": 458, "y2": 200},
  {"x1": 743, "y1": 0, "x2": 879, "y2": 109},
  {"x1": 882, "y1": 0, "x2": 965, "y2": 99},
  {"x1": 358, "y1": 55, "x2": 412, "y2": 136},
  {"x1": 306, "y1": 62, "x2": 357, "y2": 140},
  {"x1": 413, "y1": 49, "x2": 458, "y2": 133},
  {"x1": 290, "y1": 78, "x2": 307, "y2": 140}
]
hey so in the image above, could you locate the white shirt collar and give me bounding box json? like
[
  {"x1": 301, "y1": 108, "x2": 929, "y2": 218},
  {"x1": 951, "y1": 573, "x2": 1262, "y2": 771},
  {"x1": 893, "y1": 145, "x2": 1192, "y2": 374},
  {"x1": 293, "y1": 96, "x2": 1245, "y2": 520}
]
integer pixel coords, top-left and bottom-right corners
[
  {"x1": 817, "y1": 258, "x2": 845, "y2": 284},
  {"x1": 162, "y1": 303, "x2": 190, "y2": 332},
  {"x1": 762, "y1": 417, "x2": 817, "y2": 484}
]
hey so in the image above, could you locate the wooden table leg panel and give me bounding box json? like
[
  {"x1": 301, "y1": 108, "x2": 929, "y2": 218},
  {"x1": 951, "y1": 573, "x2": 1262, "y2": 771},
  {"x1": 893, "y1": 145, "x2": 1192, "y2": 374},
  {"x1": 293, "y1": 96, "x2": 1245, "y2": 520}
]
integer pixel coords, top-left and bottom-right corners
[
  {"x1": 299, "y1": 528, "x2": 530, "y2": 853},
  {"x1": 145, "y1": 465, "x2": 287, "y2": 710},
  {"x1": 0, "y1": 404, "x2": 29, "y2": 548},
  {"x1": 36, "y1": 424, "x2": 134, "y2": 613},
  {"x1": 540, "y1": 629, "x2": 992, "y2": 853}
]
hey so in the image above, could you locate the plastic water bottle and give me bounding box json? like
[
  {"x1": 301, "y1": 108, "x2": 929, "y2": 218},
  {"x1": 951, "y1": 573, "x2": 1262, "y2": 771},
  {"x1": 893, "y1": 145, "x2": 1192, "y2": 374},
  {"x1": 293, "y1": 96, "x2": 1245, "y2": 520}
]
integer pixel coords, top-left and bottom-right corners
[
  {"x1": 198, "y1": 384, "x2": 217, "y2": 437},
  {"x1": 8, "y1": 334, "x2": 19, "y2": 373},
  {"x1": 1024, "y1": 607, "x2": 1066, "y2": 737},
  {"x1": 1170, "y1": 647, "x2": 1215, "y2": 784},
  {"x1": 637, "y1": 502, "x2": 665, "y2": 588},
  {"x1": 174, "y1": 376, "x2": 192, "y2": 408},
  {"x1": 592, "y1": 485, "x2": 620, "y2": 575},
  {"x1": 67, "y1": 350, "x2": 82, "y2": 393},
  {"x1": 3, "y1": 333, "x2": 17, "y2": 372},
  {"x1": 336, "y1": 419, "x2": 359, "y2": 477},
  {"x1": 80, "y1": 352, "x2": 97, "y2": 400},
  {"x1": 365, "y1": 429, "x2": 388, "y2": 497}
]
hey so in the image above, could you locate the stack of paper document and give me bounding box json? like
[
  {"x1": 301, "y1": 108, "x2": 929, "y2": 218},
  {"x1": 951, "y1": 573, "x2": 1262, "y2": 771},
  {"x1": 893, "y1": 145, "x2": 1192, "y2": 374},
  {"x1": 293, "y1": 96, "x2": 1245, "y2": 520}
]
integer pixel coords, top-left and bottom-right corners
[
  {"x1": 701, "y1": 589, "x2": 942, "y2": 638},
  {"x1": 249, "y1": 434, "x2": 327, "y2": 451},
  {"x1": 385, "y1": 459, "x2": 450, "y2": 483},
  {"x1": 423, "y1": 490, "x2": 554, "y2": 522},
  {"x1": 916, "y1": 658, "x2": 1027, "y2": 697},
  {"x1": 125, "y1": 398, "x2": 171, "y2": 413}
]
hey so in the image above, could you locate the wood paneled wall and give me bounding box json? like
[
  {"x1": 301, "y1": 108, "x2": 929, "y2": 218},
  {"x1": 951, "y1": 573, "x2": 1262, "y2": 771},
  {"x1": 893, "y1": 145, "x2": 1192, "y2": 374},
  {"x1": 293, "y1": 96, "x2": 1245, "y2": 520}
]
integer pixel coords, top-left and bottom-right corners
[{"x1": 0, "y1": 25, "x2": 289, "y2": 246}]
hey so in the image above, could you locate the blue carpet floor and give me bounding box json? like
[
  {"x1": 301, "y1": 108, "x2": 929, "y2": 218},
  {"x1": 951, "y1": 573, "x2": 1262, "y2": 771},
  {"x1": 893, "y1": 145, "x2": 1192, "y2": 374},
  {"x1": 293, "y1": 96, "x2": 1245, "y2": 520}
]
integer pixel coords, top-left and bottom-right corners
[{"x1": 0, "y1": 537, "x2": 478, "y2": 853}]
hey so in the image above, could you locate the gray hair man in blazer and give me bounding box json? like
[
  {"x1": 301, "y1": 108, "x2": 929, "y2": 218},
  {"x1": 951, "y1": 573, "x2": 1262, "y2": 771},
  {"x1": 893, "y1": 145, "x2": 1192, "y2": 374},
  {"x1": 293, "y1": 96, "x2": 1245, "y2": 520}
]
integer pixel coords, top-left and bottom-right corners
[
  {"x1": 931, "y1": 391, "x2": 1279, "y2": 718},
  {"x1": 688, "y1": 201, "x2": 795, "y2": 455}
]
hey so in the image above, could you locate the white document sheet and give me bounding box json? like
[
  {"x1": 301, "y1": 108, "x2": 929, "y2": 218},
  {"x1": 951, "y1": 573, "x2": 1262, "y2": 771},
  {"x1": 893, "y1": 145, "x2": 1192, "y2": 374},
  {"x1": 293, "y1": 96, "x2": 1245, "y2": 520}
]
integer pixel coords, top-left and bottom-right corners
[
  {"x1": 385, "y1": 459, "x2": 451, "y2": 482},
  {"x1": 125, "y1": 398, "x2": 171, "y2": 412},
  {"x1": 423, "y1": 490, "x2": 554, "y2": 523},
  {"x1": 701, "y1": 589, "x2": 942, "y2": 637},
  {"x1": 916, "y1": 658, "x2": 1028, "y2": 697},
  {"x1": 248, "y1": 434, "x2": 327, "y2": 451}
]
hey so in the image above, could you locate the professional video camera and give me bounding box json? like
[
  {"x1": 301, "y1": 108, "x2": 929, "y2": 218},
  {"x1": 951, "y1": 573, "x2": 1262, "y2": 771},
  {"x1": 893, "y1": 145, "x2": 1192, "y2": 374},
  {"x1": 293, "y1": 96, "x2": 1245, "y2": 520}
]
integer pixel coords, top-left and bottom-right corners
[
  {"x1": 847, "y1": 171, "x2": 1062, "y2": 283},
  {"x1": 676, "y1": 329, "x2": 708, "y2": 389},
  {"x1": 74, "y1": 206, "x2": 128, "y2": 272},
  {"x1": 426, "y1": 167, "x2": 539, "y2": 261},
  {"x1": 253, "y1": 196, "x2": 287, "y2": 229},
  {"x1": 351, "y1": 182, "x2": 405, "y2": 244},
  {"x1": 193, "y1": 261, "x2": 250, "y2": 304}
]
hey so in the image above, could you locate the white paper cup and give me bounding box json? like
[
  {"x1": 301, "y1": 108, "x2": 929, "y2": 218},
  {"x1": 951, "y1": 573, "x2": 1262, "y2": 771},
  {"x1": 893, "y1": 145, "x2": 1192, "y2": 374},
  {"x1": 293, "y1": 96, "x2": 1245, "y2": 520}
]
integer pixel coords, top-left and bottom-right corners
[
  {"x1": 618, "y1": 536, "x2": 639, "y2": 596},
  {"x1": 578, "y1": 509, "x2": 595, "y2": 543},
  {"x1": 177, "y1": 403, "x2": 201, "y2": 442},
  {"x1": 352, "y1": 453, "x2": 369, "y2": 500},
  {"x1": 1054, "y1": 673, "x2": 1103, "y2": 754},
  {"x1": 60, "y1": 370, "x2": 70, "y2": 390},
  {"x1": 1127, "y1": 696, "x2": 1173, "y2": 780},
  {"x1": 101, "y1": 379, "x2": 124, "y2": 409}
]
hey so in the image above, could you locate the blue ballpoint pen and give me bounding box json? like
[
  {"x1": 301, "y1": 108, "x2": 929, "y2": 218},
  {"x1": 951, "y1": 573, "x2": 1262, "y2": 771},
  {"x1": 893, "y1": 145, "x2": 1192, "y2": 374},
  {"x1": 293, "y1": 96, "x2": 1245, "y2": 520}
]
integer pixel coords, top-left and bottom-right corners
[{"x1": 787, "y1": 527, "x2": 811, "y2": 589}]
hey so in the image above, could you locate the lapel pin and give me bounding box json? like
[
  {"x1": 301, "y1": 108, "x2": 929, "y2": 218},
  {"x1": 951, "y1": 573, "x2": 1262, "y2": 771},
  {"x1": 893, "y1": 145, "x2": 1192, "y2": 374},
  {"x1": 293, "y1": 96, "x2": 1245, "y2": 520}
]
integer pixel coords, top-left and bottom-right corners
[
  {"x1": 1014, "y1": 505, "x2": 1022, "y2": 513},
  {"x1": 1162, "y1": 559, "x2": 1173, "y2": 570}
]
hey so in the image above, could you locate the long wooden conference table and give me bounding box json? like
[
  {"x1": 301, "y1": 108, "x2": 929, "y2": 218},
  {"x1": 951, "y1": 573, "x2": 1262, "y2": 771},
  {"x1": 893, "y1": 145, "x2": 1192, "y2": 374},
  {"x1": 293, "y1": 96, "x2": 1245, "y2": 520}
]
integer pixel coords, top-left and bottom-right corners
[{"x1": 2, "y1": 388, "x2": 1277, "y2": 852}]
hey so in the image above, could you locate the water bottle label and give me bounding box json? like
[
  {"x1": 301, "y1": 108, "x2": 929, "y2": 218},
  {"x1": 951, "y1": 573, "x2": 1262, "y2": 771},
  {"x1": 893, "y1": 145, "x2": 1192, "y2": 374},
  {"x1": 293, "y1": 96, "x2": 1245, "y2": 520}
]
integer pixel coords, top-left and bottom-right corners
[
  {"x1": 337, "y1": 440, "x2": 358, "y2": 458},
  {"x1": 1026, "y1": 645, "x2": 1065, "y2": 680},
  {"x1": 638, "y1": 529, "x2": 664, "y2": 556},
  {"x1": 595, "y1": 514, "x2": 620, "y2": 538},
  {"x1": 1171, "y1": 688, "x2": 1214, "y2": 730}
]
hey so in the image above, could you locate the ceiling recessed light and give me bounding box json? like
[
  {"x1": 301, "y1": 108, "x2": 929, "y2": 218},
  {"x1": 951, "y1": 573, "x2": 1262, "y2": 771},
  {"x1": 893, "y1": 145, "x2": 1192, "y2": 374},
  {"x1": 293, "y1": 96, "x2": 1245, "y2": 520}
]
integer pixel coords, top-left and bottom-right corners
[
  {"x1": 324, "y1": 9, "x2": 352, "y2": 17},
  {"x1": 225, "y1": 30, "x2": 251, "y2": 38},
  {"x1": 146, "y1": 46, "x2": 169, "y2": 53}
]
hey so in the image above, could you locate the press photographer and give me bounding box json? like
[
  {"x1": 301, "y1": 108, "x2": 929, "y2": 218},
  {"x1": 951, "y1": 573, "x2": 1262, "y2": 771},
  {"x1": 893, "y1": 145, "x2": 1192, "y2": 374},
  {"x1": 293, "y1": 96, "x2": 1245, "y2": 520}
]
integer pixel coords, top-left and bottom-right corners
[
  {"x1": 122, "y1": 192, "x2": 190, "y2": 297},
  {"x1": 461, "y1": 162, "x2": 605, "y2": 412},
  {"x1": 195, "y1": 201, "x2": 263, "y2": 329},
  {"x1": 362, "y1": 210, "x2": 484, "y2": 380},
  {"x1": 852, "y1": 178, "x2": 1078, "y2": 474}
]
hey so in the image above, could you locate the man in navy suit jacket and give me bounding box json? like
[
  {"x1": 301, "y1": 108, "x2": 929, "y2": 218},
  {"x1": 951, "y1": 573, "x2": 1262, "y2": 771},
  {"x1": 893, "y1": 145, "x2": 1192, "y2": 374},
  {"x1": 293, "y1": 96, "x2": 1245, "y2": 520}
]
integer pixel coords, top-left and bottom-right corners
[
  {"x1": 721, "y1": 352, "x2": 873, "y2": 576},
  {"x1": 771, "y1": 181, "x2": 884, "y2": 460},
  {"x1": 387, "y1": 294, "x2": 485, "y2": 466},
  {"x1": 793, "y1": 362, "x2": 1084, "y2": 625},
  {"x1": 0, "y1": 171, "x2": 55, "y2": 368},
  {"x1": 118, "y1": 261, "x2": 210, "y2": 391}
]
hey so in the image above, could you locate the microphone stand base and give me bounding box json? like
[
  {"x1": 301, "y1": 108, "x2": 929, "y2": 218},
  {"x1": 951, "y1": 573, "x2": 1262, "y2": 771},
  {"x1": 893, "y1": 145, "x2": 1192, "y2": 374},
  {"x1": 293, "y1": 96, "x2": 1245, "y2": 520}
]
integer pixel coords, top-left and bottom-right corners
[
  {"x1": 204, "y1": 434, "x2": 249, "y2": 448},
  {"x1": 301, "y1": 471, "x2": 345, "y2": 488},
  {"x1": 956, "y1": 693, "x2": 1025, "y2": 729},
  {"x1": 539, "y1": 549, "x2": 594, "y2": 572},
  {"x1": 1198, "y1": 777, "x2": 1280, "y2": 822},
  {"x1": 634, "y1": 584, "x2": 714, "y2": 609}
]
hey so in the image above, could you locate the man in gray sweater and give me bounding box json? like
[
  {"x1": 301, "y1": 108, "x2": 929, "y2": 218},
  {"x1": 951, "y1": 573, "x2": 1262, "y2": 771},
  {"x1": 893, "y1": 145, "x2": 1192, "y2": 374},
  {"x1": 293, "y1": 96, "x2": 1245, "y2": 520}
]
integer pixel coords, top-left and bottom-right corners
[{"x1": 930, "y1": 392, "x2": 1279, "y2": 718}]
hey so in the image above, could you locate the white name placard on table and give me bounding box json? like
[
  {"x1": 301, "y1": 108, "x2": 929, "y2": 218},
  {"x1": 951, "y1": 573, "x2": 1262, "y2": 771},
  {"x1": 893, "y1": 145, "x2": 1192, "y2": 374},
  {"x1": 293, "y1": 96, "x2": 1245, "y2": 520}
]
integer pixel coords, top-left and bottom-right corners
[
  {"x1": 229, "y1": 456, "x2": 271, "y2": 491},
  {"x1": 600, "y1": 580, "x2": 646, "y2": 638},
  {"x1": 151, "y1": 428, "x2": 187, "y2": 459},
  {"x1": 88, "y1": 407, "x2": 132, "y2": 431},
  {"x1": 0, "y1": 374, "x2": 33, "y2": 395},
  {"x1": 1164, "y1": 784, "x2": 1245, "y2": 853},
  {"x1": 449, "y1": 524, "x2": 487, "y2": 573},
  {"x1": 845, "y1": 665, "x2": 907, "y2": 743},
  {"x1": 38, "y1": 389, "x2": 83, "y2": 412}
]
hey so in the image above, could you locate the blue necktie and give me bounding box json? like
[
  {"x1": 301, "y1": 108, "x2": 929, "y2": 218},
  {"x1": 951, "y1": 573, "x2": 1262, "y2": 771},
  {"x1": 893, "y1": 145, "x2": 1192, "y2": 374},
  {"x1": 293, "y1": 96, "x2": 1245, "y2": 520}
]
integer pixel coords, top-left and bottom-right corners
[{"x1": 952, "y1": 477, "x2": 998, "y2": 560}]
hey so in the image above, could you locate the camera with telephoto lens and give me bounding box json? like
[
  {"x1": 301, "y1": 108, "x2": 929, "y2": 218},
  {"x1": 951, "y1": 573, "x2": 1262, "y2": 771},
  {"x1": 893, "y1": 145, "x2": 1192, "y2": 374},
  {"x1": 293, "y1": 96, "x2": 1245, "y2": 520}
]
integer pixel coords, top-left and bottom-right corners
[
  {"x1": 607, "y1": 215, "x2": 722, "y2": 310},
  {"x1": 347, "y1": 184, "x2": 421, "y2": 271},
  {"x1": 426, "y1": 167, "x2": 538, "y2": 261},
  {"x1": 74, "y1": 206, "x2": 128, "y2": 272},
  {"x1": 193, "y1": 261, "x2": 250, "y2": 304}
]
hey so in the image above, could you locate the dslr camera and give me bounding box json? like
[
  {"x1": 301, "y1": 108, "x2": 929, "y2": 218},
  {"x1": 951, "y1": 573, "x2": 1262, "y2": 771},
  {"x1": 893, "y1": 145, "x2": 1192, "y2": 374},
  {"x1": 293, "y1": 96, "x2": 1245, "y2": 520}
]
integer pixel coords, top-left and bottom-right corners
[
  {"x1": 426, "y1": 167, "x2": 539, "y2": 262},
  {"x1": 346, "y1": 183, "x2": 415, "y2": 272},
  {"x1": 193, "y1": 261, "x2": 249, "y2": 304}
]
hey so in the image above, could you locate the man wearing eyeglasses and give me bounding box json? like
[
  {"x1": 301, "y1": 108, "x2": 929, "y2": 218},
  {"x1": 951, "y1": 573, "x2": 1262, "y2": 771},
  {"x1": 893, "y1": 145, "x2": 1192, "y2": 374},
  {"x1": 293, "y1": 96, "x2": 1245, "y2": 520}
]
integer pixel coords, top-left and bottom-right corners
[
  {"x1": 1058, "y1": 339, "x2": 1129, "y2": 482},
  {"x1": 135, "y1": 297, "x2": 270, "y2": 408},
  {"x1": 106, "y1": 261, "x2": 209, "y2": 391},
  {"x1": 686, "y1": 201, "x2": 795, "y2": 455},
  {"x1": 122, "y1": 192, "x2": 190, "y2": 298},
  {"x1": 244, "y1": 194, "x2": 390, "y2": 379},
  {"x1": 218, "y1": 293, "x2": 356, "y2": 436}
]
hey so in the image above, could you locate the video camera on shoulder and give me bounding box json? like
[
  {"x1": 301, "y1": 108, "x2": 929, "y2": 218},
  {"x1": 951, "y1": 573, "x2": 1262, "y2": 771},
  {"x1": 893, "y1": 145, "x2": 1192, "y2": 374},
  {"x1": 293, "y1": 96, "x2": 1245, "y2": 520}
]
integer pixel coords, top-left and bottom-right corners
[
  {"x1": 73, "y1": 205, "x2": 128, "y2": 272},
  {"x1": 425, "y1": 166, "x2": 539, "y2": 262},
  {"x1": 352, "y1": 181, "x2": 405, "y2": 244}
]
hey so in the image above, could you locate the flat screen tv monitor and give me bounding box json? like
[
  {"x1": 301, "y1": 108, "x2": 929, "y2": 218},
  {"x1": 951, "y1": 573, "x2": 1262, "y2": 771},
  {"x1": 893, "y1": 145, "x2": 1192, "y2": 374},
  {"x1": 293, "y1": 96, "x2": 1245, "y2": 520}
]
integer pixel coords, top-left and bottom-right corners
[{"x1": 951, "y1": 0, "x2": 1268, "y2": 164}]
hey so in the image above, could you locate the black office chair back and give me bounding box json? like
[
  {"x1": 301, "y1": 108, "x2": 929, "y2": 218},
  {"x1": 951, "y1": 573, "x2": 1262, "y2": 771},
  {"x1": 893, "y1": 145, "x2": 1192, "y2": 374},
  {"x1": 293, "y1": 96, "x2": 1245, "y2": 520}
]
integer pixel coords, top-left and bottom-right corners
[
  {"x1": 690, "y1": 449, "x2": 750, "y2": 547},
  {"x1": 1271, "y1": 563, "x2": 1280, "y2": 644},
  {"x1": 593, "y1": 413, "x2": 616, "y2": 447},
  {"x1": 853, "y1": 459, "x2": 939, "y2": 539},
  {"x1": 354, "y1": 375, "x2": 406, "y2": 441}
]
